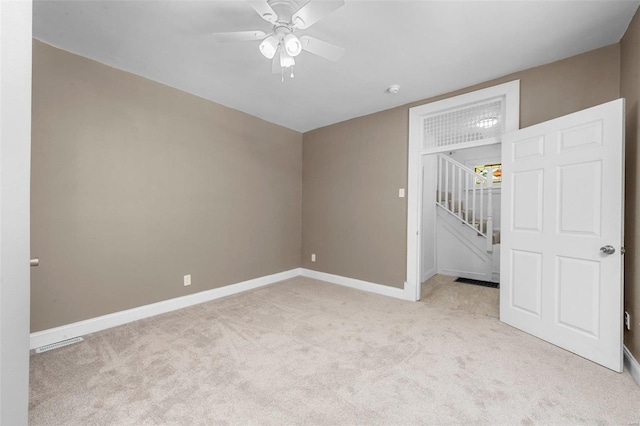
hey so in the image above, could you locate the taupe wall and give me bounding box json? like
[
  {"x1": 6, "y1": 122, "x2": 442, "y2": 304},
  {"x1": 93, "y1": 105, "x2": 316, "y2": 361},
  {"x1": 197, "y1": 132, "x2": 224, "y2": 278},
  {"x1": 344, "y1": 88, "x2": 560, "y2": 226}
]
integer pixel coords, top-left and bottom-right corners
[
  {"x1": 302, "y1": 44, "x2": 621, "y2": 289},
  {"x1": 31, "y1": 41, "x2": 302, "y2": 332},
  {"x1": 33, "y1": 36, "x2": 630, "y2": 347},
  {"x1": 621, "y1": 9, "x2": 640, "y2": 364}
]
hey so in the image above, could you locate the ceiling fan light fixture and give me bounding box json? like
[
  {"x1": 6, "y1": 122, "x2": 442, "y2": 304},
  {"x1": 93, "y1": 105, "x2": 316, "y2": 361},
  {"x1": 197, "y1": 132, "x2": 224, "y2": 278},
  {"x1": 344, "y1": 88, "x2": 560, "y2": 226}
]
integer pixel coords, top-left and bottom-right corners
[
  {"x1": 259, "y1": 34, "x2": 279, "y2": 59},
  {"x1": 284, "y1": 33, "x2": 302, "y2": 57}
]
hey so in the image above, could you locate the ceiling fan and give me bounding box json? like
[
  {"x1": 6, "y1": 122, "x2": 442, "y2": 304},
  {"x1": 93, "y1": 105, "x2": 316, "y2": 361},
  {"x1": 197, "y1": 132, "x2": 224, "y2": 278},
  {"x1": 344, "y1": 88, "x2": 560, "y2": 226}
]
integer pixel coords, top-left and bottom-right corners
[{"x1": 212, "y1": 0, "x2": 346, "y2": 80}]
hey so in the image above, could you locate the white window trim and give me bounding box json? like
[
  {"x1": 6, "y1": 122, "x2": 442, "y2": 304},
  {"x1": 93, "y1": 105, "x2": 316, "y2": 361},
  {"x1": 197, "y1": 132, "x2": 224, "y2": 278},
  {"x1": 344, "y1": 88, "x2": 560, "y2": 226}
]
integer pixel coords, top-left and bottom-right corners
[{"x1": 411, "y1": 80, "x2": 520, "y2": 154}]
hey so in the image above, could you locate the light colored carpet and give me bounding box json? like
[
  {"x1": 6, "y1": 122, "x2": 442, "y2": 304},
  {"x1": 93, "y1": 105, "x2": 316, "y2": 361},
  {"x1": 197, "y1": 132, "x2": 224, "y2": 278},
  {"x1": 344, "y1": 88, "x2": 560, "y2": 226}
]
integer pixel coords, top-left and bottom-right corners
[
  {"x1": 30, "y1": 276, "x2": 640, "y2": 425},
  {"x1": 421, "y1": 274, "x2": 499, "y2": 318}
]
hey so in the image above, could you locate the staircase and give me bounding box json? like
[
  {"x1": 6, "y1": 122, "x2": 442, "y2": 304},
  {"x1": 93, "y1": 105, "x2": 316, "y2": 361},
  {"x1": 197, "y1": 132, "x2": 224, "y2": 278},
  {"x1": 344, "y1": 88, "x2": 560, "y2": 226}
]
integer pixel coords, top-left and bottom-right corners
[{"x1": 435, "y1": 154, "x2": 500, "y2": 282}]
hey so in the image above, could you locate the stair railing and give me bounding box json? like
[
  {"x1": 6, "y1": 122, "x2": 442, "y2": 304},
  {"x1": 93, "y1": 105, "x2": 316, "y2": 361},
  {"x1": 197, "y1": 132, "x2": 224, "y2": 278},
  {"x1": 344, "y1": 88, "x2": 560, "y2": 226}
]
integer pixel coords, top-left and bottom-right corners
[{"x1": 435, "y1": 154, "x2": 493, "y2": 253}]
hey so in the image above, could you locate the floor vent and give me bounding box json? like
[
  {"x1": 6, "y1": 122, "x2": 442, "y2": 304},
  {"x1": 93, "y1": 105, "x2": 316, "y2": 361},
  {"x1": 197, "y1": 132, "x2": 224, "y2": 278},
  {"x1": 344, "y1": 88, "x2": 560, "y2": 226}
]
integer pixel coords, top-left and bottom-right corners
[
  {"x1": 454, "y1": 277, "x2": 499, "y2": 289},
  {"x1": 35, "y1": 337, "x2": 84, "y2": 353}
]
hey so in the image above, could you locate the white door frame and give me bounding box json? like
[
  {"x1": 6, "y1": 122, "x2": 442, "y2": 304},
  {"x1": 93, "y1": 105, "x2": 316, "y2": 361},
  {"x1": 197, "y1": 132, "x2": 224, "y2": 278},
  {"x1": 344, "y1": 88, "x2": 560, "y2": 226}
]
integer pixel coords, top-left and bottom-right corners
[
  {"x1": 0, "y1": 1, "x2": 33, "y2": 423},
  {"x1": 406, "y1": 81, "x2": 520, "y2": 301}
]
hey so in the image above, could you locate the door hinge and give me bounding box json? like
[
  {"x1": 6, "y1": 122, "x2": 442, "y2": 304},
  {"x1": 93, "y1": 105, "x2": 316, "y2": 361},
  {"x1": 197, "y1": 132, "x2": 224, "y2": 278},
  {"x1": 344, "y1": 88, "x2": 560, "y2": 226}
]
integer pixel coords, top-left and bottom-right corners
[{"x1": 621, "y1": 246, "x2": 626, "y2": 255}]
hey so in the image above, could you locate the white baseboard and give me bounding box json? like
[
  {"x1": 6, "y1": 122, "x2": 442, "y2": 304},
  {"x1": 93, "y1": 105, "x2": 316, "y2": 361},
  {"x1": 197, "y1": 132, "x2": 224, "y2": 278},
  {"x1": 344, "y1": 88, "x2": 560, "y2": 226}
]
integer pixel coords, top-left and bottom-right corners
[
  {"x1": 31, "y1": 268, "x2": 414, "y2": 350},
  {"x1": 440, "y1": 268, "x2": 492, "y2": 281},
  {"x1": 299, "y1": 268, "x2": 409, "y2": 300},
  {"x1": 421, "y1": 267, "x2": 437, "y2": 284},
  {"x1": 30, "y1": 268, "x2": 302, "y2": 350},
  {"x1": 624, "y1": 345, "x2": 640, "y2": 388}
]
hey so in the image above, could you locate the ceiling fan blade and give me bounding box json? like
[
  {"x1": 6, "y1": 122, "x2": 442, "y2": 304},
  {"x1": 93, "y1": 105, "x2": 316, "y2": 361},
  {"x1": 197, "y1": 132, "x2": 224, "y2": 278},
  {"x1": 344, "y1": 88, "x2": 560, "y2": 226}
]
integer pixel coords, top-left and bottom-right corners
[
  {"x1": 292, "y1": 0, "x2": 345, "y2": 29},
  {"x1": 300, "y1": 35, "x2": 345, "y2": 62},
  {"x1": 247, "y1": 0, "x2": 278, "y2": 23},
  {"x1": 212, "y1": 30, "x2": 267, "y2": 42}
]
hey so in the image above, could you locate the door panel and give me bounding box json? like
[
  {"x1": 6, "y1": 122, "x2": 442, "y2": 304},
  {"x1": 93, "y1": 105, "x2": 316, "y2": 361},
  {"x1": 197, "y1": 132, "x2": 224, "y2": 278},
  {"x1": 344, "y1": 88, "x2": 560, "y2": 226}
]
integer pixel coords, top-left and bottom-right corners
[
  {"x1": 556, "y1": 256, "x2": 600, "y2": 337},
  {"x1": 501, "y1": 99, "x2": 624, "y2": 372},
  {"x1": 557, "y1": 161, "x2": 601, "y2": 236},
  {"x1": 510, "y1": 249, "x2": 542, "y2": 316},
  {"x1": 512, "y1": 170, "x2": 543, "y2": 232}
]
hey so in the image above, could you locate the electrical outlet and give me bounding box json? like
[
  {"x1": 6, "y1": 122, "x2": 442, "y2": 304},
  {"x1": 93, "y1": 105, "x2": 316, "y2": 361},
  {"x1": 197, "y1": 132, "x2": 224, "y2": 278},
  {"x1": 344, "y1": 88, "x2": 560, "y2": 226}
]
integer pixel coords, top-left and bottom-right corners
[
  {"x1": 624, "y1": 311, "x2": 631, "y2": 330},
  {"x1": 311, "y1": 254, "x2": 316, "y2": 262},
  {"x1": 183, "y1": 274, "x2": 191, "y2": 286},
  {"x1": 399, "y1": 188, "x2": 405, "y2": 198}
]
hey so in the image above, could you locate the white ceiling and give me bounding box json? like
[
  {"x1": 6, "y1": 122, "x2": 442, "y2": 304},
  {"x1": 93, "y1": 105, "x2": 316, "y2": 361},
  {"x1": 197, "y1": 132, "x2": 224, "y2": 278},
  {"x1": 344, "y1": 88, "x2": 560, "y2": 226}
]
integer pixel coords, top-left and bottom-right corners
[{"x1": 33, "y1": 0, "x2": 640, "y2": 133}]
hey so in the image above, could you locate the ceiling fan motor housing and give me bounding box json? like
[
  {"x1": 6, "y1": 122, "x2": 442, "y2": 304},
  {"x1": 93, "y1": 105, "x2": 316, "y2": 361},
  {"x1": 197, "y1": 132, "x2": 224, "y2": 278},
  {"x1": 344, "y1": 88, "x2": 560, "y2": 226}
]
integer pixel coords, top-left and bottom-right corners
[{"x1": 267, "y1": 0, "x2": 302, "y2": 24}]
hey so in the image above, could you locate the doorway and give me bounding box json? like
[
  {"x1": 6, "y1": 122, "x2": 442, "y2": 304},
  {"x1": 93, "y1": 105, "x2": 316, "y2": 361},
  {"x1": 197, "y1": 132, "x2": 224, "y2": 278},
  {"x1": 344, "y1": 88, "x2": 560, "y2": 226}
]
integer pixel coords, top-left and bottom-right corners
[
  {"x1": 422, "y1": 144, "x2": 502, "y2": 284},
  {"x1": 405, "y1": 80, "x2": 520, "y2": 301}
]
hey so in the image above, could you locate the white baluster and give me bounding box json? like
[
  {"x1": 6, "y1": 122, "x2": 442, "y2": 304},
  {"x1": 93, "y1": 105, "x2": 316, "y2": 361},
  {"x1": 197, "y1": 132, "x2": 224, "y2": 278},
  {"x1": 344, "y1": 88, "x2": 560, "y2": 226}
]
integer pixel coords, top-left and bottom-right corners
[
  {"x1": 486, "y1": 175, "x2": 493, "y2": 253},
  {"x1": 457, "y1": 168, "x2": 462, "y2": 219},
  {"x1": 472, "y1": 176, "x2": 477, "y2": 230},
  {"x1": 445, "y1": 160, "x2": 449, "y2": 212},
  {"x1": 464, "y1": 171, "x2": 469, "y2": 223},
  {"x1": 480, "y1": 176, "x2": 484, "y2": 235}
]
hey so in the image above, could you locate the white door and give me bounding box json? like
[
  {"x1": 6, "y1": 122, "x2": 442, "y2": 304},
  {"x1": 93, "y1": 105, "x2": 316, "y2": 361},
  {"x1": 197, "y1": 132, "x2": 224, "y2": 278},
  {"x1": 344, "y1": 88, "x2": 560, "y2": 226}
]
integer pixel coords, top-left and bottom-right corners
[
  {"x1": 0, "y1": 0, "x2": 33, "y2": 423},
  {"x1": 500, "y1": 99, "x2": 624, "y2": 372}
]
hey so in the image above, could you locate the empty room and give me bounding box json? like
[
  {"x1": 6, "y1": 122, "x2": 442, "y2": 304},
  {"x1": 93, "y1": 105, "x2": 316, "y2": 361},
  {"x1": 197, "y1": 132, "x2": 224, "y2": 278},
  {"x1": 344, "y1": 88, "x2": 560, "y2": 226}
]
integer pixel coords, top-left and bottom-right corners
[{"x1": 3, "y1": 0, "x2": 640, "y2": 424}]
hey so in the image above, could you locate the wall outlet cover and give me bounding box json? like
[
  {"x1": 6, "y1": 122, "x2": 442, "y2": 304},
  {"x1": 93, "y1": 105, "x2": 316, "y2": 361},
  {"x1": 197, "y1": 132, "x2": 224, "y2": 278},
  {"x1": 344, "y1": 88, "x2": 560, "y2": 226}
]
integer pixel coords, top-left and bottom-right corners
[{"x1": 184, "y1": 274, "x2": 192, "y2": 286}]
